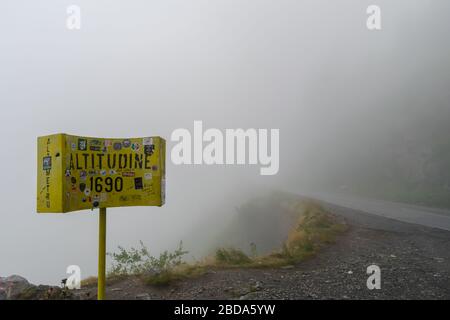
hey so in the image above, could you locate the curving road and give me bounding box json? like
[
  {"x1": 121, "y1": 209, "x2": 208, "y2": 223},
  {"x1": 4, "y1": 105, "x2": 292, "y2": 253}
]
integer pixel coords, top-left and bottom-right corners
[{"x1": 307, "y1": 192, "x2": 450, "y2": 231}]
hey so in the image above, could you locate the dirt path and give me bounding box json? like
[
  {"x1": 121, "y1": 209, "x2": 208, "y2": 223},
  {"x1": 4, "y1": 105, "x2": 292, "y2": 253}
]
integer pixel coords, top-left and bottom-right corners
[{"x1": 76, "y1": 204, "x2": 450, "y2": 300}]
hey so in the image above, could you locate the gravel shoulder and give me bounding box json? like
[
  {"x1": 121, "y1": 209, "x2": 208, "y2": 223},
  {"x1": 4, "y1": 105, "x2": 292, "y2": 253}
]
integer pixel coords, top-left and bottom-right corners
[{"x1": 76, "y1": 204, "x2": 450, "y2": 300}]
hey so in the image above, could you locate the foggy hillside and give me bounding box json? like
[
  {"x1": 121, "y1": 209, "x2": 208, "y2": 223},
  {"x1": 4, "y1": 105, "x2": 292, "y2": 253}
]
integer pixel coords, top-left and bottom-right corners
[{"x1": 322, "y1": 107, "x2": 450, "y2": 208}]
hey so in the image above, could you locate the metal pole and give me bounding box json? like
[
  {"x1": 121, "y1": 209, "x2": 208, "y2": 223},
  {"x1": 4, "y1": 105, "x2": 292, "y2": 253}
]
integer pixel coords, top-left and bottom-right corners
[{"x1": 98, "y1": 207, "x2": 107, "y2": 300}]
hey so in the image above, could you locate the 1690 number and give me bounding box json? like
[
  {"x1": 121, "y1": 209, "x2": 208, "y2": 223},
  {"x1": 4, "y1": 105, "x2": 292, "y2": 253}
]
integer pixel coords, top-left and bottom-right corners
[{"x1": 89, "y1": 177, "x2": 123, "y2": 193}]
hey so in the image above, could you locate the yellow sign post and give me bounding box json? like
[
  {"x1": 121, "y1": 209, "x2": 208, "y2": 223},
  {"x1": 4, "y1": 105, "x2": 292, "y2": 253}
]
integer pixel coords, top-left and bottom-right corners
[
  {"x1": 37, "y1": 133, "x2": 166, "y2": 299},
  {"x1": 98, "y1": 207, "x2": 107, "y2": 300}
]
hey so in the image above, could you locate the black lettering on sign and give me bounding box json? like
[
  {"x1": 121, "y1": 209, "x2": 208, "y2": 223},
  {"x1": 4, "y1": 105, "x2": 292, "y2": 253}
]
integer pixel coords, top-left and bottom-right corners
[
  {"x1": 107, "y1": 154, "x2": 116, "y2": 169},
  {"x1": 105, "y1": 177, "x2": 113, "y2": 192},
  {"x1": 119, "y1": 154, "x2": 127, "y2": 169},
  {"x1": 82, "y1": 153, "x2": 89, "y2": 169},
  {"x1": 115, "y1": 177, "x2": 123, "y2": 192},
  {"x1": 69, "y1": 154, "x2": 75, "y2": 170},
  {"x1": 97, "y1": 154, "x2": 104, "y2": 169},
  {"x1": 135, "y1": 154, "x2": 143, "y2": 169},
  {"x1": 89, "y1": 176, "x2": 124, "y2": 193},
  {"x1": 145, "y1": 154, "x2": 151, "y2": 169},
  {"x1": 76, "y1": 154, "x2": 82, "y2": 170}
]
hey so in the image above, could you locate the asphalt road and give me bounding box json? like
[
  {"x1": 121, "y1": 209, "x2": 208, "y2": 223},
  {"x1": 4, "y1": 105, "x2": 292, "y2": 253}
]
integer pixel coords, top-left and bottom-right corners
[{"x1": 306, "y1": 193, "x2": 450, "y2": 231}]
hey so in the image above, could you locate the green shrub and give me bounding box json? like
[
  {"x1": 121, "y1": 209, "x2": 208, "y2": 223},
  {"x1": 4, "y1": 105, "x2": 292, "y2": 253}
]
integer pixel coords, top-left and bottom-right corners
[{"x1": 108, "y1": 241, "x2": 188, "y2": 276}]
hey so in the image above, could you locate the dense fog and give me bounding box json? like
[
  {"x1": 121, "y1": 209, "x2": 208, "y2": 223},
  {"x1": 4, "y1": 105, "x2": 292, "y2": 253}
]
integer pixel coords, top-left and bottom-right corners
[{"x1": 0, "y1": 1, "x2": 449, "y2": 284}]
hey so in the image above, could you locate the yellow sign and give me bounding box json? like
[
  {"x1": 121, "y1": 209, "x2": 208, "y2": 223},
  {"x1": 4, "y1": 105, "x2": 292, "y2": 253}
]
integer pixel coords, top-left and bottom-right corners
[{"x1": 37, "y1": 134, "x2": 166, "y2": 213}]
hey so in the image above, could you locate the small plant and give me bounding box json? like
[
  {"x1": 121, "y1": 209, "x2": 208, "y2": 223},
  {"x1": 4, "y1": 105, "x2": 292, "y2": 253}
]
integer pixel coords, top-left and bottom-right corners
[{"x1": 108, "y1": 241, "x2": 188, "y2": 276}]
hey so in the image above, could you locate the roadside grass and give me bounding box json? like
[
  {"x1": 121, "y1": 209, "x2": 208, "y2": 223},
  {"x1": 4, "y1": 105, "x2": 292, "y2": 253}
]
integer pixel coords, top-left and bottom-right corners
[
  {"x1": 82, "y1": 198, "x2": 347, "y2": 287},
  {"x1": 215, "y1": 247, "x2": 253, "y2": 265},
  {"x1": 79, "y1": 274, "x2": 128, "y2": 288},
  {"x1": 80, "y1": 276, "x2": 97, "y2": 287},
  {"x1": 210, "y1": 200, "x2": 347, "y2": 269},
  {"x1": 144, "y1": 264, "x2": 207, "y2": 286}
]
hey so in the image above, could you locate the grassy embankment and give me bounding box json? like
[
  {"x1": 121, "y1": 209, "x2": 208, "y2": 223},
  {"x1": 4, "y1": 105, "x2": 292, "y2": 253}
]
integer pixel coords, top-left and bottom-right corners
[{"x1": 82, "y1": 198, "x2": 347, "y2": 287}]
